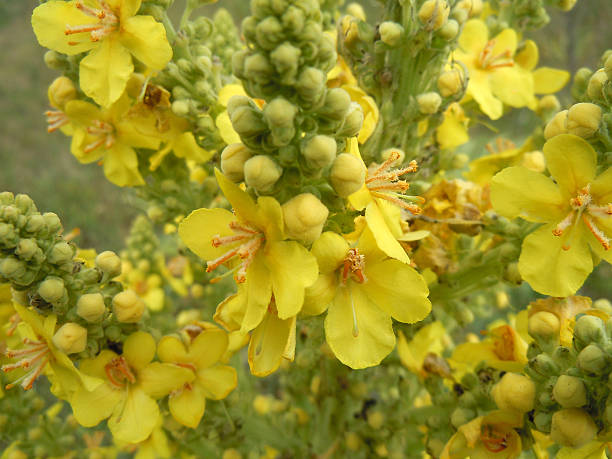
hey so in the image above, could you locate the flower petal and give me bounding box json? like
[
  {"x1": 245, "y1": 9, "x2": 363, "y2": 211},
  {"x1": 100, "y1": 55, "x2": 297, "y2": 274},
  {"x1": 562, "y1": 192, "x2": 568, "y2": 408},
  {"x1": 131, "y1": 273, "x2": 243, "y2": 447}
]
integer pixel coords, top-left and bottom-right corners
[
  {"x1": 543, "y1": 134, "x2": 597, "y2": 195},
  {"x1": 458, "y1": 19, "x2": 489, "y2": 54},
  {"x1": 218, "y1": 84, "x2": 247, "y2": 107},
  {"x1": 515, "y1": 40, "x2": 539, "y2": 71},
  {"x1": 302, "y1": 273, "x2": 336, "y2": 316},
  {"x1": 490, "y1": 166, "x2": 565, "y2": 222},
  {"x1": 119, "y1": 15, "x2": 172, "y2": 70},
  {"x1": 216, "y1": 111, "x2": 241, "y2": 145},
  {"x1": 79, "y1": 36, "x2": 133, "y2": 108},
  {"x1": 189, "y1": 328, "x2": 229, "y2": 369},
  {"x1": 365, "y1": 202, "x2": 410, "y2": 263},
  {"x1": 178, "y1": 207, "x2": 237, "y2": 261},
  {"x1": 118, "y1": 0, "x2": 143, "y2": 22},
  {"x1": 533, "y1": 68, "x2": 570, "y2": 94},
  {"x1": 591, "y1": 167, "x2": 612, "y2": 204},
  {"x1": 215, "y1": 169, "x2": 262, "y2": 227},
  {"x1": 103, "y1": 143, "x2": 145, "y2": 187},
  {"x1": 489, "y1": 68, "x2": 534, "y2": 108},
  {"x1": 242, "y1": 254, "x2": 272, "y2": 333},
  {"x1": 196, "y1": 365, "x2": 238, "y2": 399},
  {"x1": 311, "y1": 231, "x2": 349, "y2": 273},
  {"x1": 248, "y1": 312, "x2": 294, "y2": 377},
  {"x1": 123, "y1": 331, "x2": 155, "y2": 371},
  {"x1": 71, "y1": 382, "x2": 121, "y2": 427},
  {"x1": 397, "y1": 322, "x2": 446, "y2": 375},
  {"x1": 138, "y1": 362, "x2": 194, "y2": 399},
  {"x1": 108, "y1": 387, "x2": 159, "y2": 443},
  {"x1": 469, "y1": 70, "x2": 503, "y2": 120},
  {"x1": 157, "y1": 335, "x2": 188, "y2": 364},
  {"x1": 491, "y1": 28, "x2": 517, "y2": 56},
  {"x1": 173, "y1": 132, "x2": 214, "y2": 163},
  {"x1": 169, "y1": 385, "x2": 206, "y2": 428}
]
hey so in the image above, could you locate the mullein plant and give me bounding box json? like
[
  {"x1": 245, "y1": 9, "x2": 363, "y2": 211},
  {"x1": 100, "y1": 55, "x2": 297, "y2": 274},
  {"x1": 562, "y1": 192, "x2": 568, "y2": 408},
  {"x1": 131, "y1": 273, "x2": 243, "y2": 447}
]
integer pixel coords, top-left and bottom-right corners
[{"x1": 2, "y1": 0, "x2": 612, "y2": 457}]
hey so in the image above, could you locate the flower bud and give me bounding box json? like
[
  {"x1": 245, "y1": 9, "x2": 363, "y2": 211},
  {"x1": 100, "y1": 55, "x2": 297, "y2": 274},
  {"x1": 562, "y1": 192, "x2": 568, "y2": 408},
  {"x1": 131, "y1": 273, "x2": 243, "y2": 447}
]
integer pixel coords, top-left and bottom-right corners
[
  {"x1": 48, "y1": 77, "x2": 77, "y2": 110},
  {"x1": 538, "y1": 95, "x2": 561, "y2": 114},
  {"x1": 244, "y1": 155, "x2": 282, "y2": 192},
  {"x1": 230, "y1": 106, "x2": 267, "y2": 138},
  {"x1": 270, "y1": 42, "x2": 301, "y2": 84},
  {"x1": 320, "y1": 88, "x2": 352, "y2": 120},
  {"x1": 553, "y1": 375, "x2": 587, "y2": 408},
  {"x1": 112, "y1": 290, "x2": 145, "y2": 323},
  {"x1": 577, "y1": 344, "x2": 608, "y2": 375},
  {"x1": 330, "y1": 153, "x2": 366, "y2": 197},
  {"x1": 337, "y1": 103, "x2": 364, "y2": 138},
  {"x1": 438, "y1": 70, "x2": 464, "y2": 97},
  {"x1": 77, "y1": 293, "x2": 106, "y2": 322},
  {"x1": 528, "y1": 311, "x2": 560, "y2": 340},
  {"x1": 43, "y1": 212, "x2": 62, "y2": 234},
  {"x1": 566, "y1": 103, "x2": 602, "y2": 138},
  {"x1": 222, "y1": 449, "x2": 242, "y2": 459},
  {"x1": 282, "y1": 193, "x2": 329, "y2": 244},
  {"x1": 379, "y1": 21, "x2": 404, "y2": 46},
  {"x1": 586, "y1": 69, "x2": 608, "y2": 100},
  {"x1": 605, "y1": 54, "x2": 612, "y2": 81},
  {"x1": 543, "y1": 110, "x2": 568, "y2": 139},
  {"x1": 439, "y1": 19, "x2": 459, "y2": 40},
  {"x1": 48, "y1": 241, "x2": 74, "y2": 265},
  {"x1": 296, "y1": 67, "x2": 326, "y2": 103},
  {"x1": 418, "y1": 0, "x2": 450, "y2": 31},
  {"x1": 171, "y1": 100, "x2": 191, "y2": 117},
  {"x1": 346, "y1": 3, "x2": 366, "y2": 20},
  {"x1": 491, "y1": 373, "x2": 535, "y2": 413},
  {"x1": 244, "y1": 54, "x2": 273, "y2": 84},
  {"x1": 572, "y1": 67, "x2": 593, "y2": 99},
  {"x1": 95, "y1": 251, "x2": 122, "y2": 278},
  {"x1": 38, "y1": 277, "x2": 66, "y2": 303},
  {"x1": 417, "y1": 92, "x2": 442, "y2": 115},
  {"x1": 574, "y1": 315, "x2": 606, "y2": 345},
  {"x1": 303, "y1": 135, "x2": 337, "y2": 169},
  {"x1": 521, "y1": 151, "x2": 546, "y2": 173},
  {"x1": 450, "y1": 407, "x2": 476, "y2": 428},
  {"x1": 594, "y1": 298, "x2": 612, "y2": 315},
  {"x1": 550, "y1": 409, "x2": 597, "y2": 448},
  {"x1": 455, "y1": 0, "x2": 483, "y2": 16},
  {"x1": 253, "y1": 394, "x2": 273, "y2": 415},
  {"x1": 52, "y1": 323, "x2": 87, "y2": 354},
  {"x1": 530, "y1": 353, "x2": 560, "y2": 376},
  {"x1": 16, "y1": 239, "x2": 40, "y2": 261},
  {"x1": 0, "y1": 257, "x2": 26, "y2": 280},
  {"x1": 264, "y1": 98, "x2": 297, "y2": 128},
  {"x1": 221, "y1": 143, "x2": 252, "y2": 182}
]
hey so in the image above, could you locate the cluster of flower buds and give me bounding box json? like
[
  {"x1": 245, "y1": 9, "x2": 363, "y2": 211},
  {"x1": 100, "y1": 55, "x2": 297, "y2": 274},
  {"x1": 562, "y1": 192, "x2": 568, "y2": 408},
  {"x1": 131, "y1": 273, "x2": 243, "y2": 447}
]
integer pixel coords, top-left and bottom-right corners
[{"x1": 203, "y1": 9, "x2": 243, "y2": 75}]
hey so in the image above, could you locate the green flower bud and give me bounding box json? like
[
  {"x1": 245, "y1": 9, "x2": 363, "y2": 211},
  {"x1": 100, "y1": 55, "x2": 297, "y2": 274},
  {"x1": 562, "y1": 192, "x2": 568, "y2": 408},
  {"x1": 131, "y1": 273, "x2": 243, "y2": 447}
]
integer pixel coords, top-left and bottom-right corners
[
  {"x1": 320, "y1": 88, "x2": 352, "y2": 120},
  {"x1": 379, "y1": 21, "x2": 404, "y2": 46},
  {"x1": 48, "y1": 77, "x2": 77, "y2": 110},
  {"x1": 77, "y1": 293, "x2": 106, "y2": 322},
  {"x1": 455, "y1": 0, "x2": 483, "y2": 17},
  {"x1": 331, "y1": 153, "x2": 366, "y2": 197},
  {"x1": 438, "y1": 68, "x2": 463, "y2": 96},
  {"x1": 229, "y1": 105, "x2": 267, "y2": 138},
  {"x1": 171, "y1": 100, "x2": 190, "y2": 117},
  {"x1": 0, "y1": 191, "x2": 14, "y2": 205},
  {"x1": 282, "y1": 6, "x2": 305, "y2": 34},
  {"x1": 337, "y1": 103, "x2": 364, "y2": 138},
  {"x1": 38, "y1": 277, "x2": 66, "y2": 303},
  {"x1": 587, "y1": 69, "x2": 608, "y2": 100},
  {"x1": 303, "y1": 135, "x2": 337, "y2": 168},
  {"x1": 264, "y1": 98, "x2": 298, "y2": 128},
  {"x1": 417, "y1": 92, "x2": 442, "y2": 115},
  {"x1": 43, "y1": 212, "x2": 62, "y2": 234},
  {"x1": 577, "y1": 344, "x2": 608, "y2": 375},
  {"x1": 438, "y1": 19, "x2": 459, "y2": 40},
  {"x1": 0, "y1": 257, "x2": 26, "y2": 280},
  {"x1": 244, "y1": 155, "x2": 283, "y2": 192},
  {"x1": 254, "y1": 16, "x2": 283, "y2": 50},
  {"x1": 556, "y1": 0, "x2": 577, "y2": 11},
  {"x1": 2, "y1": 205, "x2": 19, "y2": 224},
  {"x1": 530, "y1": 353, "x2": 560, "y2": 376},
  {"x1": 244, "y1": 53, "x2": 274, "y2": 85},
  {"x1": 270, "y1": 42, "x2": 301, "y2": 85},
  {"x1": 491, "y1": 373, "x2": 535, "y2": 413},
  {"x1": 594, "y1": 298, "x2": 612, "y2": 315},
  {"x1": 15, "y1": 239, "x2": 39, "y2": 261},
  {"x1": 44, "y1": 50, "x2": 66, "y2": 70},
  {"x1": 553, "y1": 375, "x2": 587, "y2": 408},
  {"x1": 538, "y1": 95, "x2": 561, "y2": 115},
  {"x1": 574, "y1": 314, "x2": 606, "y2": 345},
  {"x1": 221, "y1": 143, "x2": 253, "y2": 182},
  {"x1": 534, "y1": 412, "x2": 552, "y2": 432},
  {"x1": 551, "y1": 409, "x2": 597, "y2": 448},
  {"x1": 25, "y1": 214, "x2": 45, "y2": 233},
  {"x1": 15, "y1": 194, "x2": 35, "y2": 214},
  {"x1": 282, "y1": 193, "x2": 329, "y2": 244},
  {"x1": 48, "y1": 241, "x2": 74, "y2": 265},
  {"x1": 112, "y1": 290, "x2": 145, "y2": 323},
  {"x1": 544, "y1": 110, "x2": 568, "y2": 139},
  {"x1": 528, "y1": 311, "x2": 560, "y2": 340},
  {"x1": 418, "y1": 0, "x2": 450, "y2": 31},
  {"x1": 296, "y1": 67, "x2": 326, "y2": 103},
  {"x1": 95, "y1": 251, "x2": 122, "y2": 278},
  {"x1": 572, "y1": 67, "x2": 593, "y2": 99},
  {"x1": 346, "y1": 3, "x2": 366, "y2": 21},
  {"x1": 52, "y1": 323, "x2": 87, "y2": 354}
]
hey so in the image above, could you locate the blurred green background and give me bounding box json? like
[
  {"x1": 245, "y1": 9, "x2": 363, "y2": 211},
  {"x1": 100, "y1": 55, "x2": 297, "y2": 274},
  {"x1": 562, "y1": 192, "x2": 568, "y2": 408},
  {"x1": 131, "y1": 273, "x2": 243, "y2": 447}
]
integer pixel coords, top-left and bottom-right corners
[{"x1": 0, "y1": 1, "x2": 610, "y2": 297}]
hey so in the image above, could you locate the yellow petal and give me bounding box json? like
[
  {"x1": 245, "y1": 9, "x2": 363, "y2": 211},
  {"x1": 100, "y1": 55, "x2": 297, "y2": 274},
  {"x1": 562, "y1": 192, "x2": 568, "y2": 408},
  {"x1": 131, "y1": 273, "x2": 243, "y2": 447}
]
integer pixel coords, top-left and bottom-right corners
[
  {"x1": 266, "y1": 240, "x2": 318, "y2": 319},
  {"x1": 169, "y1": 385, "x2": 206, "y2": 428},
  {"x1": 519, "y1": 223, "x2": 593, "y2": 297},
  {"x1": 302, "y1": 273, "x2": 336, "y2": 316},
  {"x1": 543, "y1": 134, "x2": 597, "y2": 195},
  {"x1": 138, "y1": 362, "x2": 194, "y2": 399},
  {"x1": 310, "y1": 231, "x2": 349, "y2": 273},
  {"x1": 243, "y1": 254, "x2": 272, "y2": 333},
  {"x1": 123, "y1": 331, "x2": 155, "y2": 371},
  {"x1": 489, "y1": 68, "x2": 534, "y2": 108},
  {"x1": 591, "y1": 167, "x2": 612, "y2": 204},
  {"x1": 189, "y1": 328, "x2": 229, "y2": 369},
  {"x1": 458, "y1": 19, "x2": 489, "y2": 54},
  {"x1": 79, "y1": 36, "x2": 133, "y2": 108},
  {"x1": 64, "y1": 100, "x2": 103, "y2": 126},
  {"x1": 397, "y1": 322, "x2": 446, "y2": 374},
  {"x1": 469, "y1": 70, "x2": 503, "y2": 120},
  {"x1": 362, "y1": 259, "x2": 431, "y2": 323},
  {"x1": 436, "y1": 112, "x2": 469, "y2": 150},
  {"x1": 103, "y1": 143, "x2": 145, "y2": 187},
  {"x1": 108, "y1": 387, "x2": 159, "y2": 443},
  {"x1": 196, "y1": 365, "x2": 238, "y2": 399},
  {"x1": 365, "y1": 202, "x2": 410, "y2": 263},
  {"x1": 248, "y1": 311, "x2": 294, "y2": 377},
  {"x1": 255, "y1": 196, "x2": 284, "y2": 242},
  {"x1": 216, "y1": 111, "x2": 241, "y2": 145},
  {"x1": 490, "y1": 166, "x2": 565, "y2": 222},
  {"x1": 515, "y1": 40, "x2": 539, "y2": 71},
  {"x1": 157, "y1": 336, "x2": 188, "y2": 364},
  {"x1": 557, "y1": 442, "x2": 607, "y2": 459},
  {"x1": 218, "y1": 84, "x2": 247, "y2": 107},
  {"x1": 31, "y1": 1, "x2": 97, "y2": 55},
  {"x1": 491, "y1": 28, "x2": 517, "y2": 56},
  {"x1": 214, "y1": 291, "x2": 247, "y2": 331},
  {"x1": 119, "y1": 15, "x2": 172, "y2": 70},
  {"x1": 533, "y1": 68, "x2": 570, "y2": 94},
  {"x1": 325, "y1": 285, "x2": 395, "y2": 369},
  {"x1": 178, "y1": 208, "x2": 237, "y2": 261},
  {"x1": 143, "y1": 288, "x2": 164, "y2": 311},
  {"x1": 215, "y1": 169, "x2": 262, "y2": 227},
  {"x1": 173, "y1": 132, "x2": 214, "y2": 163},
  {"x1": 70, "y1": 382, "x2": 121, "y2": 427}
]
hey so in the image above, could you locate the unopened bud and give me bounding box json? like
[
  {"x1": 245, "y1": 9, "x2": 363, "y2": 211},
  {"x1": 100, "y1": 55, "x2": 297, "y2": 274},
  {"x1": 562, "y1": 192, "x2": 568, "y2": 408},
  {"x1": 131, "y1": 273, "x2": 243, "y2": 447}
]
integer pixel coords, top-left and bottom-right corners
[
  {"x1": 48, "y1": 241, "x2": 74, "y2": 265},
  {"x1": 594, "y1": 299, "x2": 612, "y2": 315},
  {"x1": 577, "y1": 344, "x2": 608, "y2": 375},
  {"x1": 417, "y1": 92, "x2": 442, "y2": 115},
  {"x1": 551, "y1": 409, "x2": 597, "y2": 448},
  {"x1": 43, "y1": 212, "x2": 62, "y2": 234},
  {"x1": 221, "y1": 143, "x2": 252, "y2": 182},
  {"x1": 264, "y1": 98, "x2": 297, "y2": 128},
  {"x1": 521, "y1": 151, "x2": 546, "y2": 173},
  {"x1": 528, "y1": 311, "x2": 560, "y2": 340},
  {"x1": 556, "y1": 0, "x2": 577, "y2": 11},
  {"x1": 346, "y1": 3, "x2": 366, "y2": 21},
  {"x1": 16, "y1": 239, "x2": 40, "y2": 261},
  {"x1": 379, "y1": 22, "x2": 404, "y2": 46},
  {"x1": 112, "y1": 290, "x2": 145, "y2": 323},
  {"x1": 282, "y1": 193, "x2": 329, "y2": 244},
  {"x1": 77, "y1": 293, "x2": 106, "y2": 322},
  {"x1": 566, "y1": 103, "x2": 601, "y2": 138},
  {"x1": 48, "y1": 77, "x2": 77, "y2": 110},
  {"x1": 574, "y1": 315, "x2": 606, "y2": 345},
  {"x1": 52, "y1": 323, "x2": 87, "y2": 354},
  {"x1": 43, "y1": 50, "x2": 64, "y2": 70},
  {"x1": 244, "y1": 156, "x2": 282, "y2": 192},
  {"x1": 296, "y1": 67, "x2": 326, "y2": 103},
  {"x1": 605, "y1": 54, "x2": 612, "y2": 81},
  {"x1": 450, "y1": 407, "x2": 476, "y2": 428},
  {"x1": 543, "y1": 110, "x2": 568, "y2": 139},
  {"x1": 38, "y1": 277, "x2": 66, "y2": 303},
  {"x1": 538, "y1": 95, "x2": 561, "y2": 114},
  {"x1": 337, "y1": 103, "x2": 364, "y2": 138},
  {"x1": 95, "y1": 251, "x2": 122, "y2": 277},
  {"x1": 0, "y1": 257, "x2": 26, "y2": 280},
  {"x1": 230, "y1": 106, "x2": 266, "y2": 138},
  {"x1": 438, "y1": 70, "x2": 464, "y2": 97},
  {"x1": 330, "y1": 153, "x2": 366, "y2": 197},
  {"x1": 491, "y1": 373, "x2": 535, "y2": 413},
  {"x1": 418, "y1": 0, "x2": 450, "y2": 31},
  {"x1": 455, "y1": 0, "x2": 483, "y2": 16},
  {"x1": 253, "y1": 394, "x2": 272, "y2": 415},
  {"x1": 321, "y1": 88, "x2": 352, "y2": 120},
  {"x1": 303, "y1": 135, "x2": 337, "y2": 169},
  {"x1": 553, "y1": 375, "x2": 587, "y2": 408},
  {"x1": 587, "y1": 69, "x2": 608, "y2": 100},
  {"x1": 530, "y1": 353, "x2": 560, "y2": 376},
  {"x1": 171, "y1": 100, "x2": 191, "y2": 117},
  {"x1": 439, "y1": 19, "x2": 459, "y2": 40}
]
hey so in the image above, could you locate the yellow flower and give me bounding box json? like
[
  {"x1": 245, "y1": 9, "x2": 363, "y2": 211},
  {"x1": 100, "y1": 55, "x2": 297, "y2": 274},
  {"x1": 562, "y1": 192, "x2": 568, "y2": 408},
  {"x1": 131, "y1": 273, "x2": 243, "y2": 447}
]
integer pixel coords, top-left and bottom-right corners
[
  {"x1": 32, "y1": 0, "x2": 172, "y2": 107},
  {"x1": 45, "y1": 77, "x2": 77, "y2": 136},
  {"x1": 70, "y1": 331, "x2": 193, "y2": 443},
  {"x1": 179, "y1": 169, "x2": 318, "y2": 333},
  {"x1": 157, "y1": 326, "x2": 237, "y2": 428},
  {"x1": 436, "y1": 103, "x2": 469, "y2": 151},
  {"x1": 491, "y1": 134, "x2": 612, "y2": 296},
  {"x1": 397, "y1": 321, "x2": 448, "y2": 376},
  {"x1": 303, "y1": 228, "x2": 431, "y2": 369},
  {"x1": 348, "y1": 139, "x2": 423, "y2": 263},
  {"x1": 441, "y1": 410, "x2": 523, "y2": 459},
  {"x1": 65, "y1": 94, "x2": 160, "y2": 187}
]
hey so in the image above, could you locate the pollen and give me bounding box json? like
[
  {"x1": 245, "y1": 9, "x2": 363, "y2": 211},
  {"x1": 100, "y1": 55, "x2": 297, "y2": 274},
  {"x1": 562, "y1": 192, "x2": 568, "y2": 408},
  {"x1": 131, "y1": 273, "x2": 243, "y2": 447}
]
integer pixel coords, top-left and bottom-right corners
[
  {"x1": 2, "y1": 338, "x2": 51, "y2": 390},
  {"x1": 341, "y1": 248, "x2": 367, "y2": 285},
  {"x1": 64, "y1": 1, "x2": 118, "y2": 44},
  {"x1": 477, "y1": 39, "x2": 514, "y2": 70}
]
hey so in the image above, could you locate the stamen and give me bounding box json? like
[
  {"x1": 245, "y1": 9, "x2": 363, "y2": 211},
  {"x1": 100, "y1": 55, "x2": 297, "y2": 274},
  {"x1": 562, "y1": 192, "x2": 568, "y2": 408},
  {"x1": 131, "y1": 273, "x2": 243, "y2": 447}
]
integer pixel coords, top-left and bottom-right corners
[
  {"x1": 104, "y1": 356, "x2": 136, "y2": 389},
  {"x1": 6, "y1": 313, "x2": 20, "y2": 337},
  {"x1": 478, "y1": 39, "x2": 514, "y2": 70},
  {"x1": 2, "y1": 339, "x2": 51, "y2": 391},
  {"x1": 366, "y1": 154, "x2": 422, "y2": 213},
  {"x1": 552, "y1": 210, "x2": 575, "y2": 236},
  {"x1": 45, "y1": 110, "x2": 70, "y2": 133},
  {"x1": 341, "y1": 248, "x2": 367, "y2": 285},
  {"x1": 582, "y1": 214, "x2": 610, "y2": 250},
  {"x1": 65, "y1": 1, "x2": 118, "y2": 44}
]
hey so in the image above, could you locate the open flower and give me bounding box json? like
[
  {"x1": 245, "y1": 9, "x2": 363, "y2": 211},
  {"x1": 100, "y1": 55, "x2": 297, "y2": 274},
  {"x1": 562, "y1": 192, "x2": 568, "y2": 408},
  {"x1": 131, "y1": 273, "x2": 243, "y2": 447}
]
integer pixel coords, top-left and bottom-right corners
[
  {"x1": 303, "y1": 228, "x2": 431, "y2": 369},
  {"x1": 491, "y1": 134, "x2": 611, "y2": 296},
  {"x1": 70, "y1": 331, "x2": 193, "y2": 443},
  {"x1": 157, "y1": 325, "x2": 237, "y2": 427},
  {"x1": 32, "y1": 0, "x2": 172, "y2": 107},
  {"x1": 397, "y1": 321, "x2": 448, "y2": 377},
  {"x1": 179, "y1": 169, "x2": 318, "y2": 333}
]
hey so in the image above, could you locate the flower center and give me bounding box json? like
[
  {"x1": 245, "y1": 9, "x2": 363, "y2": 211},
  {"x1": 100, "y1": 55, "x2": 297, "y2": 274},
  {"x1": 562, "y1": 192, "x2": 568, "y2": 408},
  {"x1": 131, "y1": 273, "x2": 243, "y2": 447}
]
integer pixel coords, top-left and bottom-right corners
[
  {"x1": 207, "y1": 221, "x2": 264, "y2": 284},
  {"x1": 366, "y1": 151, "x2": 424, "y2": 214},
  {"x1": 480, "y1": 424, "x2": 509, "y2": 453},
  {"x1": 64, "y1": 1, "x2": 119, "y2": 45},
  {"x1": 105, "y1": 356, "x2": 136, "y2": 388},
  {"x1": 552, "y1": 184, "x2": 611, "y2": 251},
  {"x1": 45, "y1": 110, "x2": 70, "y2": 133},
  {"x1": 84, "y1": 120, "x2": 116, "y2": 153},
  {"x1": 2, "y1": 338, "x2": 51, "y2": 390},
  {"x1": 341, "y1": 248, "x2": 367, "y2": 285},
  {"x1": 477, "y1": 39, "x2": 514, "y2": 70},
  {"x1": 491, "y1": 325, "x2": 515, "y2": 361}
]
